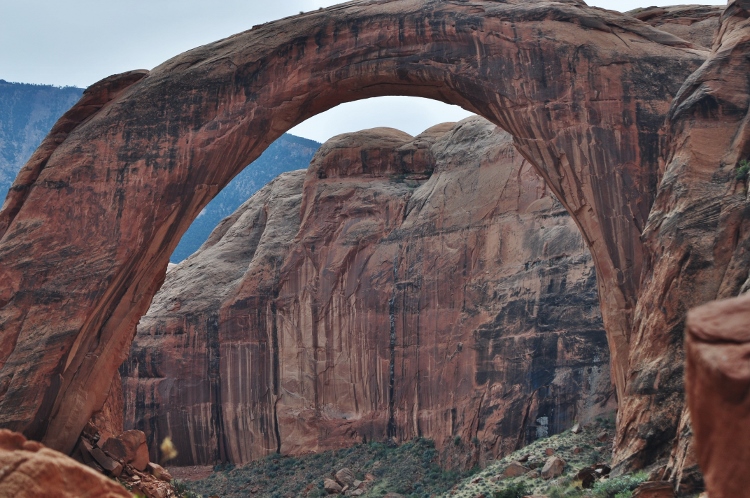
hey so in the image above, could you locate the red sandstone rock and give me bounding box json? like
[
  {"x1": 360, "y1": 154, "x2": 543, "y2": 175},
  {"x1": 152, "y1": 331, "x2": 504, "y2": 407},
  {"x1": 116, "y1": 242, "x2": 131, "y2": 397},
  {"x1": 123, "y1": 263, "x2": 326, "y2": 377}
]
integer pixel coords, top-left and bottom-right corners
[
  {"x1": 147, "y1": 462, "x2": 173, "y2": 482},
  {"x1": 335, "y1": 468, "x2": 356, "y2": 487},
  {"x1": 0, "y1": 1, "x2": 706, "y2": 466},
  {"x1": 0, "y1": 429, "x2": 131, "y2": 497},
  {"x1": 122, "y1": 118, "x2": 614, "y2": 467},
  {"x1": 631, "y1": 481, "x2": 675, "y2": 498},
  {"x1": 102, "y1": 430, "x2": 149, "y2": 471},
  {"x1": 324, "y1": 478, "x2": 343, "y2": 494},
  {"x1": 617, "y1": 1, "x2": 750, "y2": 491},
  {"x1": 686, "y1": 293, "x2": 750, "y2": 498},
  {"x1": 541, "y1": 456, "x2": 565, "y2": 480},
  {"x1": 503, "y1": 462, "x2": 529, "y2": 478},
  {"x1": 631, "y1": 5, "x2": 723, "y2": 49}
]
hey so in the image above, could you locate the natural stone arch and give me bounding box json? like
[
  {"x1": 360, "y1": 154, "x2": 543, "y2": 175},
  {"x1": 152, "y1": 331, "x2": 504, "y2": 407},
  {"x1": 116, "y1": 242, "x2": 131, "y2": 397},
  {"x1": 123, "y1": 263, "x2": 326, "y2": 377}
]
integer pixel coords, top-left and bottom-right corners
[{"x1": 0, "y1": 0, "x2": 706, "y2": 465}]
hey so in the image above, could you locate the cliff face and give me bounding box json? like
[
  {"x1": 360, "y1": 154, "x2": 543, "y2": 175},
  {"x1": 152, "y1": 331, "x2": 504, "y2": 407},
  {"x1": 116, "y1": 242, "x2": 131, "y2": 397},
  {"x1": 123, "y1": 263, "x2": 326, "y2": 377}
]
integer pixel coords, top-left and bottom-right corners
[
  {"x1": 123, "y1": 171, "x2": 306, "y2": 465},
  {"x1": 0, "y1": 0, "x2": 706, "y2": 459},
  {"x1": 621, "y1": 2, "x2": 750, "y2": 494},
  {"x1": 122, "y1": 117, "x2": 613, "y2": 467}
]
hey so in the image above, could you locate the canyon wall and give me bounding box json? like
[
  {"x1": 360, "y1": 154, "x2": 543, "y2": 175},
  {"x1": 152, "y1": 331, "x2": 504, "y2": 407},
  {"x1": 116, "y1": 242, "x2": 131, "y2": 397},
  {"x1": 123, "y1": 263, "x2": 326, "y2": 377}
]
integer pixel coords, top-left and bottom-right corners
[
  {"x1": 0, "y1": 1, "x2": 705, "y2": 460},
  {"x1": 622, "y1": 2, "x2": 750, "y2": 494},
  {"x1": 122, "y1": 117, "x2": 614, "y2": 467},
  {"x1": 3, "y1": 1, "x2": 745, "y2": 490}
]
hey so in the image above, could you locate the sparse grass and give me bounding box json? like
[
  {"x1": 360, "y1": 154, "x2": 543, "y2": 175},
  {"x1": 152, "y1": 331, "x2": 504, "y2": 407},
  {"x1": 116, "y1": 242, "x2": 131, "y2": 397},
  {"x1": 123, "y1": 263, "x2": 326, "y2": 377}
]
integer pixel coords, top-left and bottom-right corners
[
  {"x1": 176, "y1": 415, "x2": 660, "y2": 498},
  {"x1": 180, "y1": 438, "x2": 478, "y2": 497},
  {"x1": 449, "y1": 416, "x2": 623, "y2": 498},
  {"x1": 493, "y1": 481, "x2": 529, "y2": 498},
  {"x1": 172, "y1": 480, "x2": 201, "y2": 498},
  {"x1": 592, "y1": 471, "x2": 648, "y2": 498}
]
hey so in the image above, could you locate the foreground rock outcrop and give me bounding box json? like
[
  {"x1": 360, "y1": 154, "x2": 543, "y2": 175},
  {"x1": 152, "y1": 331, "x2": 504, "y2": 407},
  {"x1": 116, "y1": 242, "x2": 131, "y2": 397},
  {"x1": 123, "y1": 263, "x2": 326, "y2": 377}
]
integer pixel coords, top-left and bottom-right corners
[
  {"x1": 0, "y1": 1, "x2": 707, "y2": 466},
  {"x1": 122, "y1": 117, "x2": 614, "y2": 467},
  {"x1": 0, "y1": 429, "x2": 131, "y2": 498},
  {"x1": 687, "y1": 295, "x2": 750, "y2": 498}
]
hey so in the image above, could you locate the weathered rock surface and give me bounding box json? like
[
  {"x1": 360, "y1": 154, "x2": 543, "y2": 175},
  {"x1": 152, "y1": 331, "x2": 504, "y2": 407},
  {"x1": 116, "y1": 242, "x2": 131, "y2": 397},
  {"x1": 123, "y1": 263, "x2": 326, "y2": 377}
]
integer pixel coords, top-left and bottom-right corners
[
  {"x1": 617, "y1": 1, "x2": 750, "y2": 493},
  {"x1": 503, "y1": 462, "x2": 530, "y2": 478},
  {"x1": 122, "y1": 118, "x2": 614, "y2": 466},
  {"x1": 686, "y1": 294, "x2": 750, "y2": 498},
  {"x1": 123, "y1": 170, "x2": 306, "y2": 464},
  {"x1": 630, "y1": 5, "x2": 723, "y2": 49},
  {"x1": 0, "y1": 429, "x2": 131, "y2": 497},
  {"x1": 541, "y1": 456, "x2": 566, "y2": 480},
  {"x1": 0, "y1": 0, "x2": 707, "y2": 467},
  {"x1": 632, "y1": 481, "x2": 676, "y2": 498}
]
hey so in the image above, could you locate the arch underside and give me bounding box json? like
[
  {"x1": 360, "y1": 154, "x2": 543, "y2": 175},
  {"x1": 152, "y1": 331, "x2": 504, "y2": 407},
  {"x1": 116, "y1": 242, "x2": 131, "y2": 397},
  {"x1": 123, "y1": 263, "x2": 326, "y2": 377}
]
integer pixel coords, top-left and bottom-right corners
[{"x1": 0, "y1": 0, "x2": 708, "y2": 472}]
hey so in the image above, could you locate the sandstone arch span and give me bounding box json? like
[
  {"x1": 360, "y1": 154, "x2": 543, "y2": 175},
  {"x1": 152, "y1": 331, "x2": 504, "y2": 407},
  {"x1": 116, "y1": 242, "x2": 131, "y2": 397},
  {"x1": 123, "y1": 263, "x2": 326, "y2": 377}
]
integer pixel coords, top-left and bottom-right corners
[{"x1": 0, "y1": 0, "x2": 707, "y2": 466}]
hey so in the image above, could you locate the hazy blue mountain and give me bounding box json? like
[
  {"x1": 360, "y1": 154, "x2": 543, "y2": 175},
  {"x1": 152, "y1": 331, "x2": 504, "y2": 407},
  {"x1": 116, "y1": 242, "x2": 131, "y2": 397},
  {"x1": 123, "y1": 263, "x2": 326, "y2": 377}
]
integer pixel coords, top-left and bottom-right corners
[
  {"x1": 171, "y1": 135, "x2": 320, "y2": 262},
  {"x1": 0, "y1": 80, "x2": 83, "y2": 195},
  {"x1": 0, "y1": 79, "x2": 321, "y2": 263}
]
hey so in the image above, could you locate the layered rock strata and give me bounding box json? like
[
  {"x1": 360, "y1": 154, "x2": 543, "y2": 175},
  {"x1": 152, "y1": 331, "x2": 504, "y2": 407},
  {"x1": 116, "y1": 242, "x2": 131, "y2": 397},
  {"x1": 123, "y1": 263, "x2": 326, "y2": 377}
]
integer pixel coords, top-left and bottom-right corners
[
  {"x1": 122, "y1": 117, "x2": 614, "y2": 467},
  {"x1": 631, "y1": 1, "x2": 750, "y2": 495},
  {"x1": 0, "y1": 0, "x2": 707, "y2": 466}
]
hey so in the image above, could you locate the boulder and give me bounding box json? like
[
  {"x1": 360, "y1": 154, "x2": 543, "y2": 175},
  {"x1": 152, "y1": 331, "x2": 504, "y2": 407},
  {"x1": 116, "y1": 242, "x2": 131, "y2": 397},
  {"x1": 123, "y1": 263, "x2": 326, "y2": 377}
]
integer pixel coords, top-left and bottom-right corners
[
  {"x1": 335, "y1": 468, "x2": 356, "y2": 487},
  {"x1": 503, "y1": 462, "x2": 529, "y2": 478},
  {"x1": 541, "y1": 456, "x2": 565, "y2": 480},
  {"x1": 687, "y1": 291, "x2": 750, "y2": 497},
  {"x1": 147, "y1": 462, "x2": 173, "y2": 482},
  {"x1": 102, "y1": 430, "x2": 149, "y2": 471},
  {"x1": 575, "y1": 464, "x2": 610, "y2": 489},
  {"x1": 0, "y1": 429, "x2": 131, "y2": 497},
  {"x1": 90, "y1": 446, "x2": 123, "y2": 477},
  {"x1": 324, "y1": 478, "x2": 343, "y2": 494}
]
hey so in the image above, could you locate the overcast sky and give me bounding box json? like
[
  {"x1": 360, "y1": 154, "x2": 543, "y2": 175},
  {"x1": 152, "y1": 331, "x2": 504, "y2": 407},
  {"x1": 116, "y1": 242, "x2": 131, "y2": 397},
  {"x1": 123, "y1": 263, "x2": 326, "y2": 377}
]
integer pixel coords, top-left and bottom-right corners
[{"x1": 0, "y1": 0, "x2": 728, "y2": 142}]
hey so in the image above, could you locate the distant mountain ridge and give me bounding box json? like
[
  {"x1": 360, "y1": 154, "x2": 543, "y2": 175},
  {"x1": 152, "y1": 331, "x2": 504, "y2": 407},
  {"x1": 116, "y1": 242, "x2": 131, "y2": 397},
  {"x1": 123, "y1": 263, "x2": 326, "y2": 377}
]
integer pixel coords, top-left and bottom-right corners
[
  {"x1": 0, "y1": 80, "x2": 83, "y2": 196},
  {"x1": 170, "y1": 134, "x2": 320, "y2": 261},
  {"x1": 0, "y1": 79, "x2": 321, "y2": 262}
]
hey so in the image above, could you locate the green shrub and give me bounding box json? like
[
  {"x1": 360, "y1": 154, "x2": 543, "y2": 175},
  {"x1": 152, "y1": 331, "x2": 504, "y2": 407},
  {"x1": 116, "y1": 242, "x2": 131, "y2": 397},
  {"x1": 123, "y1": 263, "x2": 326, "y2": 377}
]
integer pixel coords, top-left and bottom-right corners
[
  {"x1": 494, "y1": 482, "x2": 529, "y2": 498},
  {"x1": 172, "y1": 480, "x2": 201, "y2": 498},
  {"x1": 737, "y1": 159, "x2": 750, "y2": 180},
  {"x1": 592, "y1": 472, "x2": 648, "y2": 498}
]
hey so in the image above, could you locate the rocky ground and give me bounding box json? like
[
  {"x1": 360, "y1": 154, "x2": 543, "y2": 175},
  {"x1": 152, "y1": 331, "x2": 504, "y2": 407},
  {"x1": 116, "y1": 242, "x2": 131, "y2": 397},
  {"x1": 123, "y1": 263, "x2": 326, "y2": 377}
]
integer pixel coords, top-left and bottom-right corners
[
  {"x1": 171, "y1": 413, "x2": 697, "y2": 498},
  {"x1": 174, "y1": 438, "x2": 477, "y2": 497}
]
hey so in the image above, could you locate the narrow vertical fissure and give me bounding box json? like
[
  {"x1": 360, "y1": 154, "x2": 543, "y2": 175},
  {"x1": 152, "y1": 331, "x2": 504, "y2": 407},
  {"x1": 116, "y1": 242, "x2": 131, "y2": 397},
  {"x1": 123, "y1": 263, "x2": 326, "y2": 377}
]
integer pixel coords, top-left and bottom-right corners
[
  {"x1": 311, "y1": 301, "x2": 320, "y2": 412},
  {"x1": 270, "y1": 300, "x2": 282, "y2": 454},
  {"x1": 207, "y1": 313, "x2": 229, "y2": 463},
  {"x1": 387, "y1": 251, "x2": 400, "y2": 439}
]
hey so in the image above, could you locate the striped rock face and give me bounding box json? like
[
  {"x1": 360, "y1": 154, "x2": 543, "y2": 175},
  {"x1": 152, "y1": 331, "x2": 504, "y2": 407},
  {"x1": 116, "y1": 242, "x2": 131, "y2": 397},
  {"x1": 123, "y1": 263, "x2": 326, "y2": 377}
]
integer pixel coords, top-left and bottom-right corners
[{"x1": 122, "y1": 118, "x2": 614, "y2": 467}]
